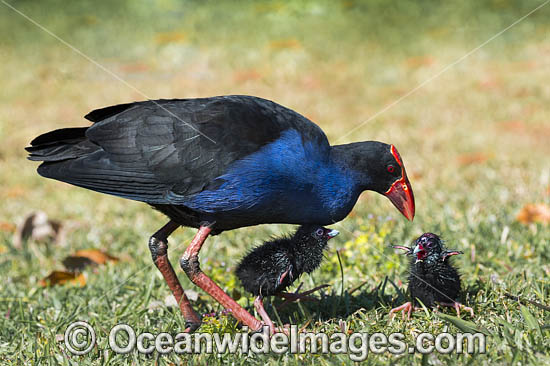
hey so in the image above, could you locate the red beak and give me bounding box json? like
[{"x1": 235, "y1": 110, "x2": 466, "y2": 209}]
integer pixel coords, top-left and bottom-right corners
[
  {"x1": 384, "y1": 172, "x2": 415, "y2": 221},
  {"x1": 384, "y1": 145, "x2": 415, "y2": 221}
]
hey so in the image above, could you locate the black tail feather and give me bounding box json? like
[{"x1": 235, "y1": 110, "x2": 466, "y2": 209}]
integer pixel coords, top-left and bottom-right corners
[{"x1": 26, "y1": 127, "x2": 97, "y2": 162}]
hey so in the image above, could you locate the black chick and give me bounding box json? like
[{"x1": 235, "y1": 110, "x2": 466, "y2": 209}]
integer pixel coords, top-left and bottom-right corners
[
  {"x1": 236, "y1": 225, "x2": 339, "y2": 332},
  {"x1": 389, "y1": 233, "x2": 473, "y2": 320}
]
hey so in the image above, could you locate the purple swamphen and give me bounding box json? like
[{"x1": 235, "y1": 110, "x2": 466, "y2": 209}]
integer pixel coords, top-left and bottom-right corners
[{"x1": 26, "y1": 95, "x2": 415, "y2": 332}]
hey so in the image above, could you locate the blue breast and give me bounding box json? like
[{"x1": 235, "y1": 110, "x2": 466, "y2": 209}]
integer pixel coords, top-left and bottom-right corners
[{"x1": 176, "y1": 129, "x2": 362, "y2": 224}]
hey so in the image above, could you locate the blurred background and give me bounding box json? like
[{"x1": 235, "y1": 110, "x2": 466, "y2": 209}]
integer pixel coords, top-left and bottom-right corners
[
  {"x1": 1, "y1": 0, "x2": 549, "y2": 363},
  {"x1": 2, "y1": 0, "x2": 549, "y2": 221}
]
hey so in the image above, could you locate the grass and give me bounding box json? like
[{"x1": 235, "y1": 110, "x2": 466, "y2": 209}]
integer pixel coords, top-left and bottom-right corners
[{"x1": 1, "y1": 0, "x2": 550, "y2": 364}]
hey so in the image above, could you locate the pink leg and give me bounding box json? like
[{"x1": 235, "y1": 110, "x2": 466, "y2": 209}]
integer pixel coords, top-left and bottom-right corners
[
  {"x1": 276, "y1": 283, "x2": 329, "y2": 310},
  {"x1": 438, "y1": 302, "x2": 474, "y2": 318},
  {"x1": 254, "y1": 297, "x2": 281, "y2": 335},
  {"x1": 149, "y1": 221, "x2": 201, "y2": 332},
  {"x1": 389, "y1": 302, "x2": 414, "y2": 320},
  {"x1": 180, "y1": 225, "x2": 262, "y2": 332}
]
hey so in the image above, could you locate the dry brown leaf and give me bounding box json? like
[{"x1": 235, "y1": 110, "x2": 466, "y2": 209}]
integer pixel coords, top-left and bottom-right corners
[
  {"x1": 39, "y1": 271, "x2": 86, "y2": 287},
  {"x1": 62, "y1": 256, "x2": 96, "y2": 272},
  {"x1": 457, "y1": 152, "x2": 489, "y2": 166},
  {"x1": 62, "y1": 249, "x2": 118, "y2": 272},
  {"x1": 72, "y1": 249, "x2": 119, "y2": 265},
  {"x1": 517, "y1": 203, "x2": 550, "y2": 224}
]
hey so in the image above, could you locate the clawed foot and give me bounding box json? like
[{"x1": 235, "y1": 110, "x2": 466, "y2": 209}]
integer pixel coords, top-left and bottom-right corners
[
  {"x1": 254, "y1": 295, "x2": 317, "y2": 335},
  {"x1": 388, "y1": 302, "x2": 420, "y2": 321},
  {"x1": 257, "y1": 321, "x2": 313, "y2": 336},
  {"x1": 389, "y1": 302, "x2": 412, "y2": 321},
  {"x1": 276, "y1": 283, "x2": 329, "y2": 310},
  {"x1": 437, "y1": 302, "x2": 474, "y2": 318}
]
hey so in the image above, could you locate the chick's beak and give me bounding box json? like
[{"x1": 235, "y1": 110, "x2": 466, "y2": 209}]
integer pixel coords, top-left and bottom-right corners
[
  {"x1": 413, "y1": 243, "x2": 425, "y2": 263},
  {"x1": 326, "y1": 229, "x2": 339, "y2": 239},
  {"x1": 384, "y1": 173, "x2": 415, "y2": 221}
]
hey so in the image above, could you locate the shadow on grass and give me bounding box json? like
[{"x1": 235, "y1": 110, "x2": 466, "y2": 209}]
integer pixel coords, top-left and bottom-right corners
[
  {"x1": 251, "y1": 277, "x2": 399, "y2": 325},
  {"x1": 262, "y1": 276, "x2": 485, "y2": 325}
]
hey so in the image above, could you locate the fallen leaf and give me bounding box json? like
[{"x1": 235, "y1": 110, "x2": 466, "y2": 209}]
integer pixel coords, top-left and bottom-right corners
[
  {"x1": 457, "y1": 152, "x2": 489, "y2": 166},
  {"x1": 63, "y1": 249, "x2": 119, "y2": 271},
  {"x1": 517, "y1": 203, "x2": 550, "y2": 224},
  {"x1": 62, "y1": 256, "x2": 96, "y2": 272},
  {"x1": 39, "y1": 271, "x2": 86, "y2": 287}
]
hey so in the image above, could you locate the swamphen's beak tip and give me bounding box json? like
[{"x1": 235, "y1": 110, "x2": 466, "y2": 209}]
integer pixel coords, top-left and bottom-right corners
[{"x1": 384, "y1": 174, "x2": 415, "y2": 221}]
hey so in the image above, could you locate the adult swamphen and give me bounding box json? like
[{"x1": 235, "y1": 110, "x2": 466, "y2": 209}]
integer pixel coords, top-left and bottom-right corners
[
  {"x1": 26, "y1": 95, "x2": 415, "y2": 332},
  {"x1": 236, "y1": 225, "x2": 339, "y2": 333},
  {"x1": 389, "y1": 233, "x2": 473, "y2": 320}
]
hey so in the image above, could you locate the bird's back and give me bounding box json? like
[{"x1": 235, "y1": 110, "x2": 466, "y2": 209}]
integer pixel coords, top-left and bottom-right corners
[
  {"x1": 408, "y1": 258, "x2": 461, "y2": 307},
  {"x1": 27, "y1": 95, "x2": 335, "y2": 230},
  {"x1": 236, "y1": 237, "x2": 296, "y2": 297}
]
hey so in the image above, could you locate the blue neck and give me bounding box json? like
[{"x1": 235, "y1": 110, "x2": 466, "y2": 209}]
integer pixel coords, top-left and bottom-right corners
[{"x1": 179, "y1": 129, "x2": 367, "y2": 225}]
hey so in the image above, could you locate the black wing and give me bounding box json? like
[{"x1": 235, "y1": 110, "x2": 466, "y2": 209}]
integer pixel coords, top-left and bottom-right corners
[{"x1": 27, "y1": 95, "x2": 329, "y2": 204}]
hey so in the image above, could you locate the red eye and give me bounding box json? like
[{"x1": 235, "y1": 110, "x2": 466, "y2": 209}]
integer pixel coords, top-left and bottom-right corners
[{"x1": 387, "y1": 165, "x2": 395, "y2": 173}]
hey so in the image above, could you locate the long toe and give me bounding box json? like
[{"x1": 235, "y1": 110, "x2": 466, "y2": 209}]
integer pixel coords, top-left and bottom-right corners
[
  {"x1": 460, "y1": 304, "x2": 474, "y2": 317},
  {"x1": 388, "y1": 302, "x2": 413, "y2": 321},
  {"x1": 276, "y1": 284, "x2": 329, "y2": 310}
]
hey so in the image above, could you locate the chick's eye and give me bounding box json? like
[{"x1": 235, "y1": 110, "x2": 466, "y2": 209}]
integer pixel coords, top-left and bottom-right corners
[
  {"x1": 315, "y1": 228, "x2": 324, "y2": 236},
  {"x1": 387, "y1": 165, "x2": 395, "y2": 173}
]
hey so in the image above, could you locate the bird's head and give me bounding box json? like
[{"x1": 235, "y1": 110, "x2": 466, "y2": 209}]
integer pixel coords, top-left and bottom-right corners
[
  {"x1": 394, "y1": 233, "x2": 463, "y2": 264},
  {"x1": 333, "y1": 141, "x2": 415, "y2": 221},
  {"x1": 413, "y1": 233, "x2": 464, "y2": 264},
  {"x1": 412, "y1": 232, "x2": 443, "y2": 262},
  {"x1": 294, "y1": 225, "x2": 339, "y2": 248}
]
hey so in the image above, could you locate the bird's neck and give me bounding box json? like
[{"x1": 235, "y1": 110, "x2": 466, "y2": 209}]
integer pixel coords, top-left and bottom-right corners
[
  {"x1": 329, "y1": 144, "x2": 374, "y2": 191},
  {"x1": 304, "y1": 150, "x2": 365, "y2": 223}
]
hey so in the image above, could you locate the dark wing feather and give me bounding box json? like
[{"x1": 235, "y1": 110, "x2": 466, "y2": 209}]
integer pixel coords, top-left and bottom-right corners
[{"x1": 28, "y1": 95, "x2": 328, "y2": 204}]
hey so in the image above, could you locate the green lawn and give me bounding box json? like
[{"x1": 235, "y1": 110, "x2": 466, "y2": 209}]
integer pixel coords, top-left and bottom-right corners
[{"x1": 1, "y1": 0, "x2": 549, "y2": 364}]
